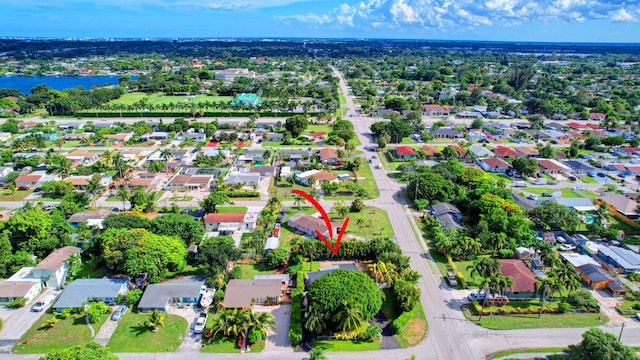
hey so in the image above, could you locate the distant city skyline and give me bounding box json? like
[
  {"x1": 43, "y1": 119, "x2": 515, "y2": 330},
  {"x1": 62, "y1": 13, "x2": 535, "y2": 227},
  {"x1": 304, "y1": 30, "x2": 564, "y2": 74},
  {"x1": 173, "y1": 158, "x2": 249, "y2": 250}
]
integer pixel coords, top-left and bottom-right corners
[{"x1": 1, "y1": 0, "x2": 639, "y2": 43}]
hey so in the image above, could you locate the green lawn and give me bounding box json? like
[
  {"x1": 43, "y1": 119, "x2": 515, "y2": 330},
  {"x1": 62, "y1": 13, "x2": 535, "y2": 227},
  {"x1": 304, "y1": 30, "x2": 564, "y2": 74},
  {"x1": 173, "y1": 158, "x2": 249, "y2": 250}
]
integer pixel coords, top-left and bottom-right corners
[
  {"x1": 168, "y1": 195, "x2": 194, "y2": 201},
  {"x1": 74, "y1": 263, "x2": 110, "y2": 279},
  {"x1": 0, "y1": 189, "x2": 33, "y2": 201},
  {"x1": 217, "y1": 206, "x2": 249, "y2": 213},
  {"x1": 236, "y1": 263, "x2": 275, "y2": 280},
  {"x1": 525, "y1": 188, "x2": 554, "y2": 195},
  {"x1": 462, "y1": 305, "x2": 608, "y2": 330},
  {"x1": 107, "y1": 312, "x2": 187, "y2": 352},
  {"x1": 400, "y1": 137, "x2": 417, "y2": 144},
  {"x1": 13, "y1": 313, "x2": 109, "y2": 354},
  {"x1": 306, "y1": 124, "x2": 333, "y2": 134},
  {"x1": 354, "y1": 162, "x2": 380, "y2": 199},
  {"x1": 488, "y1": 348, "x2": 565, "y2": 360},
  {"x1": 105, "y1": 196, "x2": 120, "y2": 202},
  {"x1": 488, "y1": 173, "x2": 513, "y2": 184},
  {"x1": 396, "y1": 302, "x2": 428, "y2": 348},
  {"x1": 326, "y1": 206, "x2": 393, "y2": 239},
  {"x1": 582, "y1": 176, "x2": 599, "y2": 184},
  {"x1": 560, "y1": 188, "x2": 584, "y2": 198},
  {"x1": 312, "y1": 339, "x2": 380, "y2": 352},
  {"x1": 109, "y1": 92, "x2": 162, "y2": 105}
]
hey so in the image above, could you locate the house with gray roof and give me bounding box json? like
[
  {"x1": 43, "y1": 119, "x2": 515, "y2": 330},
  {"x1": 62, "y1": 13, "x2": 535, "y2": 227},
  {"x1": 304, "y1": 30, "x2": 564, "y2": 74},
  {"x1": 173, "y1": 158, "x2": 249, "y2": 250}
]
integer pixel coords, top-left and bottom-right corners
[
  {"x1": 469, "y1": 144, "x2": 494, "y2": 158},
  {"x1": 307, "y1": 264, "x2": 359, "y2": 286},
  {"x1": 53, "y1": 278, "x2": 128, "y2": 311},
  {"x1": 137, "y1": 276, "x2": 204, "y2": 312},
  {"x1": 224, "y1": 172, "x2": 261, "y2": 186},
  {"x1": 223, "y1": 279, "x2": 283, "y2": 309},
  {"x1": 430, "y1": 202, "x2": 463, "y2": 230},
  {"x1": 32, "y1": 246, "x2": 81, "y2": 289},
  {"x1": 553, "y1": 198, "x2": 598, "y2": 212},
  {"x1": 598, "y1": 246, "x2": 640, "y2": 274}
]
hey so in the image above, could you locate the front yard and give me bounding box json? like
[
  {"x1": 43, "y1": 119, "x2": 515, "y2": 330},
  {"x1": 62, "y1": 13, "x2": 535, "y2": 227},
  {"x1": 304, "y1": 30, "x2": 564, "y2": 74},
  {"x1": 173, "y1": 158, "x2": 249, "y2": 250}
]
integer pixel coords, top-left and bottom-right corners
[
  {"x1": 13, "y1": 312, "x2": 109, "y2": 354},
  {"x1": 107, "y1": 312, "x2": 187, "y2": 352},
  {"x1": 327, "y1": 206, "x2": 393, "y2": 239},
  {"x1": 0, "y1": 189, "x2": 33, "y2": 202}
]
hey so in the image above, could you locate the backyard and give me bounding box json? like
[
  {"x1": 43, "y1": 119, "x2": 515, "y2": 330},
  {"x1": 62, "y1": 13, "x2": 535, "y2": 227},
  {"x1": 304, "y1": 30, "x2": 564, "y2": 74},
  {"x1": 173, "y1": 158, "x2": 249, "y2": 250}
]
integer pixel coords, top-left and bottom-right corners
[{"x1": 327, "y1": 206, "x2": 393, "y2": 239}]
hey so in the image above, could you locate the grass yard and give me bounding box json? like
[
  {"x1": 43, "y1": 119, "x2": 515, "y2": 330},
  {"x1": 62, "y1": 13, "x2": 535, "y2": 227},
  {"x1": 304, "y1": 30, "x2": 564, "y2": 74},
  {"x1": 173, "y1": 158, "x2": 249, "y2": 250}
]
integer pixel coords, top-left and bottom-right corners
[
  {"x1": 0, "y1": 189, "x2": 33, "y2": 201},
  {"x1": 306, "y1": 124, "x2": 333, "y2": 134},
  {"x1": 560, "y1": 188, "x2": 584, "y2": 198},
  {"x1": 107, "y1": 312, "x2": 187, "y2": 352},
  {"x1": 462, "y1": 304, "x2": 608, "y2": 330},
  {"x1": 582, "y1": 176, "x2": 599, "y2": 184},
  {"x1": 109, "y1": 92, "x2": 162, "y2": 105},
  {"x1": 524, "y1": 187, "x2": 554, "y2": 195},
  {"x1": 401, "y1": 137, "x2": 417, "y2": 144},
  {"x1": 396, "y1": 302, "x2": 427, "y2": 348},
  {"x1": 488, "y1": 173, "x2": 513, "y2": 184},
  {"x1": 105, "y1": 196, "x2": 120, "y2": 202},
  {"x1": 74, "y1": 263, "x2": 110, "y2": 279},
  {"x1": 327, "y1": 206, "x2": 393, "y2": 239},
  {"x1": 217, "y1": 206, "x2": 249, "y2": 213},
  {"x1": 13, "y1": 313, "x2": 108, "y2": 354},
  {"x1": 488, "y1": 348, "x2": 565, "y2": 360},
  {"x1": 168, "y1": 195, "x2": 194, "y2": 201},
  {"x1": 354, "y1": 162, "x2": 380, "y2": 199},
  {"x1": 236, "y1": 263, "x2": 275, "y2": 280},
  {"x1": 313, "y1": 339, "x2": 380, "y2": 352}
]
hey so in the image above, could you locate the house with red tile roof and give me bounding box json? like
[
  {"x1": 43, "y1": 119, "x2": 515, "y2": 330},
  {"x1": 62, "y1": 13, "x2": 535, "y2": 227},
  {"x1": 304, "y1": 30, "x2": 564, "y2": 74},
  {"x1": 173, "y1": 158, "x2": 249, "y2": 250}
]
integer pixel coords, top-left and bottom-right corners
[
  {"x1": 14, "y1": 174, "x2": 42, "y2": 188},
  {"x1": 394, "y1": 146, "x2": 418, "y2": 159},
  {"x1": 500, "y1": 259, "x2": 537, "y2": 298},
  {"x1": 477, "y1": 158, "x2": 511, "y2": 174},
  {"x1": 318, "y1": 148, "x2": 339, "y2": 164},
  {"x1": 302, "y1": 132, "x2": 327, "y2": 141},
  {"x1": 588, "y1": 112, "x2": 606, "y2": 121},
  {"x1": 493, "y1": 146, "x2": 521, "y2": 158},
  {"x1": 419, "y1": 145, "x2": 439, "y2": 157},
  {"x1": 450, "y1": 145, "x2": 467, "y2": 157},
  {"x1": 566, "y1": 122, "x2": 590, "y2": 131}
]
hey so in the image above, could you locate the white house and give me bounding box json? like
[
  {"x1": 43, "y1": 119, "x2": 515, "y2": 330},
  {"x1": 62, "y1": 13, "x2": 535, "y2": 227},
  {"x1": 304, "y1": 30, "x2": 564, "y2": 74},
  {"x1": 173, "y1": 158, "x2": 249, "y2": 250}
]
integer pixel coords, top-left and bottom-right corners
[
  {"x1": 0, "y1": 267, "x2": 42, "y2": 304},
  {"x1": 31, "y1": 246, "x2": 81, "y2": 289}
]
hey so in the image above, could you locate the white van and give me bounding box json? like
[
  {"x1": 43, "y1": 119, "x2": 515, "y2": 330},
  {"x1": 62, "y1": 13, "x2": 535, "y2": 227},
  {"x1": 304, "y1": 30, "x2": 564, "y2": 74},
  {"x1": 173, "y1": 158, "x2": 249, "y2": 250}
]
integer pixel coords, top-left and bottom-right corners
[{"x1": 514, "y1": 181, "x2": 528, "y2": 187}]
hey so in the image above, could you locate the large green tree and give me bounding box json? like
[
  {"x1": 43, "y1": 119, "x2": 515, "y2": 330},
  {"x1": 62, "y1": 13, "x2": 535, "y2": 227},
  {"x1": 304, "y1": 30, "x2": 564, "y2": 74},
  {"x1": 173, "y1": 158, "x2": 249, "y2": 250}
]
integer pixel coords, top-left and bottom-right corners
[
  {"x1": 566, "y1": 328, "x2": 638, "y2": 360},
  {"x1": 306, "y1": 269, "x2": 383, "y2": 334},
  {"x1": 100, "y1": 228, "x2": 186, "y2": 283},
  {"x1": 528, "y1": 202, "x2": 581, "y2": 232},
  {"x1": 285, "y1": 115, "x2": 309, "y2": 137},
  {"x1": 198, "y1": 236, "x2": 240, "y2": 283},
  {"x1": 149, "y1": 213, "x2": 205, "y2": 245},
  {"x1": 511, "y1": 157, "x2": 538, "y2": 177},
  {"x1": 200, "y1": 192, "x2": 232, "y2": 213}
]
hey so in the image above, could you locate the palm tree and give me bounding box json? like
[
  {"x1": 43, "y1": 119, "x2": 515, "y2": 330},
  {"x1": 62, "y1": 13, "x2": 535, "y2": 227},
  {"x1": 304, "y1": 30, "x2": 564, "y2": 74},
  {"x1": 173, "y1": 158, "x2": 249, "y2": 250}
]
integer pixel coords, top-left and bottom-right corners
[
  {"x1": 563, "y1": 274, "x2": 582, "y2": 302},
  {"x1": 308, "y1": 348, "x2": 329, "y2": 360},
  {"x1": 345, "y1": 143, "x2": 355, "y2": 158},
  {"x1": 304, "y1": 310, "x2": 326, "y2": 335},
  {"x1": 54, "y1": 138, "x2": 65, "y2": 150},
  {"x1": 112, "y1": 152, "x2": 129, "y2": 179},
  {"x1": 293, "y1": 193, "x2": 306, "y2": 210},
  {"x1": 116, "y1": 185, "x2": 129, "y2": 212},
  {"x1": 467, "y1": 257, "x2": 500, "y2": 281},
  {"x1": 86, "y1": 173, "x2": 105, "y2": 209},
  {"x1": 41, "y1": 317, "x2": 59, "y2": 330},
  {"x1": 535, "y1": 276, "x2": 557, "y2": 317},
  {"x1": 247, "y1": 311, "x2": 277, "y2": 340},
  {"x1": 159, "y1": 148, "x2": 173, "y2": 173},
  {"x1": 337, "y1": 206, "x2": 349, "y2": 221},
  {"x1": 146, "y1": 311, "x2": 166, "y2": 332},
  {"x1": 266, "y1": 196, "x2": 281, "y2": 209},
  {"x1": 333, "y1": 300, "x2": 364, "y2": 333}
]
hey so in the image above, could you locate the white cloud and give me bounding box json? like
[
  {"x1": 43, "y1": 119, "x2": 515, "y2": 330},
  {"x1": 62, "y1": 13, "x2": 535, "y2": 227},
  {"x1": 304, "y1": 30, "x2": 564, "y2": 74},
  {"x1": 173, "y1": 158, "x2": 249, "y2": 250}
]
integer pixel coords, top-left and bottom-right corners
[
  {"x1": 278, "y1": 0, "x2": 640, "y2": 31},
  {"x1": 610, "y1": 8, "x2": 638, "y2": 22}
]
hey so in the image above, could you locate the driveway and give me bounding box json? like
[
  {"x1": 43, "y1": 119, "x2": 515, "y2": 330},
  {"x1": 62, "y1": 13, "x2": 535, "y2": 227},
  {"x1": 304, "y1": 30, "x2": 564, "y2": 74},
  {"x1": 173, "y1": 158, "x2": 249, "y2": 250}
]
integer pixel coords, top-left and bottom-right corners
[
  {"x1": 252, "y1": 304, "x2": 291, "y2": 353},
  {"x1": 0, "y1": 290, "x2": 60, "y2": 353},
  {"x1": 170, "y1": 305, "x2": 205, "y2": 352}
]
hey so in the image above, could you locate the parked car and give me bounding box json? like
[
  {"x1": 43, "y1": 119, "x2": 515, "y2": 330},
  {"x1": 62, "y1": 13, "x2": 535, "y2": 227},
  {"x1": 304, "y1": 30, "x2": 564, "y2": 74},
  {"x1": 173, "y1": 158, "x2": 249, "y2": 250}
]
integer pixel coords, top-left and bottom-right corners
[
  {"x1": 33, "y1": 187, "x2": 41, "y2": 192},
  {"x1": 572, "y1": 186, "x2": 584, "y2": 191},
  {"x1": 111, "y1": 305, "x2": 127, "y2": 321},
  {"x1": 467, "y1": 292, "x2": 486, "y2": 301},
  {"x1": 112, "y1": 207, "x2": 120, "y2": 212},
  {"x1": 17, "y1": 186, "x2": 30, "y2": 191},
  {"x1": 636, "y1": 313, "x2": 640, "y2": 321},
  {"x1": 527, "y1": 194, "x2": 537, "y2": 200},
  {"x1": 31, "y1": 295, "x2": 55, "y2": 312},
  {"x1": 194, "y1": 312, "x2": 208, "y2": 334},
  {"x1": 446, "y1": 272, "x2": 458, "y2": 287},
  {"x1": 559, "y1": 244, "x2": 577, "y2": 251},
  {"x1": 180, "y1": 208, "x2": 193, "y2": 214},
  {"x1": 541, "y1": 192, "x2": 553, "y2": 197},
  {"x1": 191, "y1": 210, "x2": 206, "y2": 218}
]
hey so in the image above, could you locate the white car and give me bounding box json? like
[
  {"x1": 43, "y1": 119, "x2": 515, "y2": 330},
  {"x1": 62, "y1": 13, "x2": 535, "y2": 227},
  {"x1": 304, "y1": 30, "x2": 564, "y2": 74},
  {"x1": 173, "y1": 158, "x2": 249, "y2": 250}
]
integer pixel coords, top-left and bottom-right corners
[
  {"x1": 31, "y1": 295, "x2": 55, "y2": 312},
  {"x1": 572, "y1": 186, "x2": 584, "y2": 191},
  {"x1": 194, "y1": 312, "x2": 208, "y2": 334},
  {"x1": 467, "y1": 292, "x2": 486, "y2": 301},
  {"x1": 559, "y1": 244, "x2": 577, "y2": 251}
]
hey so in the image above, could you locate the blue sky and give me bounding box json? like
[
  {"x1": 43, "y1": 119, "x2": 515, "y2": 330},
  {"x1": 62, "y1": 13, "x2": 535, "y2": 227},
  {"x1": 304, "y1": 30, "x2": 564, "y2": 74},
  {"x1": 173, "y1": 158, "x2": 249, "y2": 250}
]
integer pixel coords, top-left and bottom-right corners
[{"x1": 0, "y1": 0, "x2": 639, "y2": 42}]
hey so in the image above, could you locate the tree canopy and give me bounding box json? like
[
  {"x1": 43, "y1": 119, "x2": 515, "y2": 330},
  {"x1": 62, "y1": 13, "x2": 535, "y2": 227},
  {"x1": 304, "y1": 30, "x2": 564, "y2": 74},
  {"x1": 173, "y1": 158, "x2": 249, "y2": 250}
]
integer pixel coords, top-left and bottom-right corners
[
  {"x1": 306, "y1": 269, "x2": 383, "y2": 334},
  {"x1": 285, "y1": 115, "x2": 309, "y2": 137},
  {"x1": 198, "y1": 236, "x2": 240, "y2": 283},
  {"x1": 149, "y1": 213, "x2": 205, "y2": 245},
  {"x1": 565, "y1": 328, "x2": 638, "y2": 360},
  {"x1": 528, "y1": 202, "x2": 581, "y2": 232},
  {"x1": 39, "y1": 342, "x2": 119, "y2": 360}
]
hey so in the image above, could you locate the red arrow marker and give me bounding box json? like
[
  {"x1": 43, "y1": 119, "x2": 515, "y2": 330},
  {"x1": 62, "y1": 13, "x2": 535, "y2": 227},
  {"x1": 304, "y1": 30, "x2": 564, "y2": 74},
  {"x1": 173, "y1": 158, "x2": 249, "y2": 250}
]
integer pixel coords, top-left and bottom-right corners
[{"x1": 292, "y1": 189, "x2": 349, "y2": 256}]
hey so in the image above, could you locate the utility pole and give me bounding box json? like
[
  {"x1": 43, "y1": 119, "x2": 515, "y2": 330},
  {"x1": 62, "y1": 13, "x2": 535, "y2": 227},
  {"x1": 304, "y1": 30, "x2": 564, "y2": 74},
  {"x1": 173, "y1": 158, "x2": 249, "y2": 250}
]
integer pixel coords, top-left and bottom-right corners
[{"x1": 619, "y1": 322, "x2": 625, "y2": 341}]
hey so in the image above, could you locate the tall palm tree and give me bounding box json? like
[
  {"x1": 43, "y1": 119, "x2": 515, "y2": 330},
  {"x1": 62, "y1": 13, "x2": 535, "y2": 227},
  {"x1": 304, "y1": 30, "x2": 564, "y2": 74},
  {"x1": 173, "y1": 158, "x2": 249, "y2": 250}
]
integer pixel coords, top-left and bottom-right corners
[
  {"x1": 159, "y1": 148, "x2": 173, "y2": 173},
  {"x1": 247, "y1": 311, "x2": 277, "y2": 339},
  {"x1": 333, "y1": 300, "x2": 364, "y2": 333},
  {"x1": 563, "y1": 274, "x2": 582, "y2": 302},
  {"x1": 467, "y1": 257, "x2": 500, "y2": 281},
  {"x1": 293, "y1": 193, "x2": 306, "y2": 210},
  {"x1": 266, "y1": 196, "x2": 281, "y2": 209},
  {"x1": 86, "y1": 174, "x2": 105, "y2": 209},
  {"x1": 337, "y1": 206, "x2": 349, "y2": 221},
  {"x1": 304, "y1": 310, "x2": 326, "y2": 335},
  {"x1": 116, "y1": 186, "x2": 129, "y2": 212},
  {"x1": 535, "y1": 276, "x2": 557, "y2": 317}
]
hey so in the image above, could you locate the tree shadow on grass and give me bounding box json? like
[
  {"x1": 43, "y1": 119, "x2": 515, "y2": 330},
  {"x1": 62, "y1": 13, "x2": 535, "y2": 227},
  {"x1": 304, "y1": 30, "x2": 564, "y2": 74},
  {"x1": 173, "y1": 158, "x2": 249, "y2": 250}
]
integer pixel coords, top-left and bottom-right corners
[{"x1": 130, "y1": 323, "x2": 152, "y2": 337}]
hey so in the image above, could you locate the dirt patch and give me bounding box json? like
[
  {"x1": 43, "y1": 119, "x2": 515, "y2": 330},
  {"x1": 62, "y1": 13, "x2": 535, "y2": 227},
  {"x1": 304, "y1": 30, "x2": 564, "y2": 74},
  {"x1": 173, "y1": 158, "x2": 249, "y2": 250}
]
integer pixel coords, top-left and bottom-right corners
[{"x1": 400, "y1": 318, "x2": 427, "y2": 346}]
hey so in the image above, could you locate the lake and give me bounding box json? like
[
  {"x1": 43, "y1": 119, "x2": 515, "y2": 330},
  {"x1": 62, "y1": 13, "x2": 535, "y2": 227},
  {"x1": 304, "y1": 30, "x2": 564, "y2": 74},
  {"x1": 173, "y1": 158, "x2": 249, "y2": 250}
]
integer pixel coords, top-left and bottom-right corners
[{"x1": 0, "y1": 75, "x2": 126, "y2": 94}]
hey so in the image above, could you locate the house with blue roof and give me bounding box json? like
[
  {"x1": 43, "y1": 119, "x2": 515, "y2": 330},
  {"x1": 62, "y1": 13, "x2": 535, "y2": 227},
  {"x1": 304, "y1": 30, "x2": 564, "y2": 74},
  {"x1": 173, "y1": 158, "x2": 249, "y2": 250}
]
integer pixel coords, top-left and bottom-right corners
[
  {"x1": 598, "y1": 246, "x2": 640, "y2": 274},
  {"x1": 53, "y1": 278, "x2": 129, "y2": 311}
]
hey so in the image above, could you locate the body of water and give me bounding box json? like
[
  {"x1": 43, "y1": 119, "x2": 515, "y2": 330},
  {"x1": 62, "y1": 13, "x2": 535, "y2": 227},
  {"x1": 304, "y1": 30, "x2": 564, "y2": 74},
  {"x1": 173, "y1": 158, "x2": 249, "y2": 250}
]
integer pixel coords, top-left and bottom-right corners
[{"x1": 0, "y1": 75, "x2": 126, "y2": 94}]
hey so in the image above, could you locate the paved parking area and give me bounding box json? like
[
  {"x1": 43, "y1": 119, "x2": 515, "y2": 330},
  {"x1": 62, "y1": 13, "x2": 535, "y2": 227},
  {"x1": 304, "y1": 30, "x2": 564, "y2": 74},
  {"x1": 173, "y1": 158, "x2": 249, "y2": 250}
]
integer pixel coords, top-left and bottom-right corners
[
  {"x1": 252, "y1": 304, "x2": 291, "y2": 353},
  {"x1": 169, "y1": 305, "x2": 205, "y2": 352},
  {"x1": 0, "y1": 290, "x2": 60, "y2": 353}
]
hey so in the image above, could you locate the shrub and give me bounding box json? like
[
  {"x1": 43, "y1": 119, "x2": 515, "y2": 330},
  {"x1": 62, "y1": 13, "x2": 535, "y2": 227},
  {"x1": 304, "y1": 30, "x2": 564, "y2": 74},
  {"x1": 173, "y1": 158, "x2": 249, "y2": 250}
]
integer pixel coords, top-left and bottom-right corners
[
  {"x1": 558, "y1": 302, "x2": 572, "y2": 313},
  {"x1": 455, "y1": 272, "x2": 467, "y2": 288},
  {"x1": 6, "y1": 298, "x2": 27, "y2": 308},
  {"x1": 57, "y1": 308, "x2": 72, "y2": 320},
  {"x1": 629, "y1": 272, "x2": 640, "y2": 282},
  {"x1": 497, "y1": 249, "x2": 514, "y2": 258},
  {"x1": 248, "y1": 328, "x2": 262, "y2": 344},
  {"x1": 125, "y1": 289, "x2": 143, "y2": 306},
  {"x1": 217, "y1": 191, "x2": 259, "y2": 198},
  {"x1": 361, "y1": 324, "x2": 382, "y2": 342},
  {"x1": 391, "y1": 309, "x2": 414, "y2": 334},
  {"x1": 288, "y1": 271, "x2": 305, "y2": 346},
  {"x1": 86, "y1": 302, "x2": 109, "y2": 323}
]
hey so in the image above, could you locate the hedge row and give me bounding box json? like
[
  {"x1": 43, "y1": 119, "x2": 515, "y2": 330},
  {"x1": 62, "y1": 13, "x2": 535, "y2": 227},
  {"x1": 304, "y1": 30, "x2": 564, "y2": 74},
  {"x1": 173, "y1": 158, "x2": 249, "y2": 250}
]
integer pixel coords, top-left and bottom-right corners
[
  {"x1": 470, "y1": 300, "x2": 599, "y2": 316},
  {"x1": 74, "y1": 111, "x2": 322, "y2": 118},
  {"x1": 288, "y1": 272, "x2": 305, "y2": 346},
  {"x1": 391, "y1": 307, "x2": 414, "y2": 334},
  {"x1": 217, "y1": 191, "x2": 260, "y2": 198}
]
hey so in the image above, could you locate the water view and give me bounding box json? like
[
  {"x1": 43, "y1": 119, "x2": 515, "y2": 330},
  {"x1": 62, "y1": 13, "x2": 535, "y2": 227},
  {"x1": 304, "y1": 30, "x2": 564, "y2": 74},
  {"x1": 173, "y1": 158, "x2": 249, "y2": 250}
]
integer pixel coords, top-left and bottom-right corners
[{"x1": 0, "y1": 75, "x2": 126, "y2": 94}]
